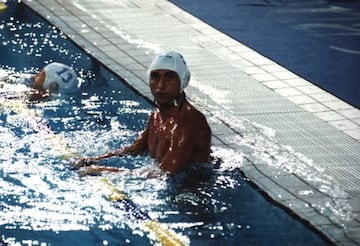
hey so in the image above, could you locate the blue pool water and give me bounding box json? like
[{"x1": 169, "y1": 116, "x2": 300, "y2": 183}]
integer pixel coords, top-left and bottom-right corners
[{"x1": 0, "y1": 2, "x2": 341, "y2": 245}]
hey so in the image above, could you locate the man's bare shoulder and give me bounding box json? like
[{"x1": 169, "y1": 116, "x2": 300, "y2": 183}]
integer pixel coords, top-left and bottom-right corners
[{"x1": 181, "y1": 101, "x2": 209, "y2": 127}]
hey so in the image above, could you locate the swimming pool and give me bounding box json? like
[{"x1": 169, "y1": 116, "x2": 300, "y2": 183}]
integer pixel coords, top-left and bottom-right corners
[{"x1": 0, "y1": 2, "x2": 337, "y2": 245}]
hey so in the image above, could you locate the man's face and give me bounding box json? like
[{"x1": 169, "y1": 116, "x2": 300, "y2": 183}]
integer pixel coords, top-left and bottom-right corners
[
  {"x1": 32, "y1": 70, "x2": 46, "y2": 90},
  {"x1": 149, "y1": 69, "x2": 181, "y2": 106}
]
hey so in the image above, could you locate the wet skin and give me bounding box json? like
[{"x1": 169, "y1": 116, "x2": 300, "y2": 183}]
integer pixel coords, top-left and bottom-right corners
[
  {"x1": 32, "y1": 70, "x2": 46, "y2": 90},
  {"x1": 76, "y1": 69, "x2": 212, "y2": 174},
  {"x1": 26, "y1": 70, "x2": 48, "y2": 102},
  {"x1": 29, "y1": 70, "x2": 59, "y2": 101},
  {"x1": 130, "y1": 69, "x2": 212, "y2": 172}
]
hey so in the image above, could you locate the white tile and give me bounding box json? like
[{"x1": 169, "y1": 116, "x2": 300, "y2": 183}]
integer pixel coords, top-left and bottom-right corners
[
  {"x1": 323, "y1": 101, "x2": 352, "y2": 111},
  {"x1": 273, "y1": 70, "x2": 298, "y2": 80},
  {"x1": 275, "y1": 87, "x2": 303, "y2": 97},
  {"x1": 338, "y1": 108, "x2": 360, "y2": 119},
  {"x1": 314, "y1": 111, "x2": 345, "y2": 122},
  {"x1": 310, "y1": 92, "x2": 340, "y2": 103},
  {"x1": 244, "y1": 66, "x2": 266, "y2": 75},
  {"x1": 285, "y1": 78, "x2": 311, "y2": 87},
  {"x1": 327, "y1": 120, "x2": 359, "y2": 131},
  {"x1": 297, "y1": 85, "x2": 325, "y2": 94},
  {"x1": 261, "y1": 64, "x2": 286, "y2": 73},
  {"x1": 353, "y1": 118, "x2": 360, "y2": 125},
  {"x1": 251, "y1": 56, "x2": 274, "y2": 66},
  {"x1": 251, "y1": 73, "x2": 277, "y2": 82},
  {"x1": 344, "y1": 129, "x2": 360, "y2": 140},
  {"x1": 299, "y1": 103, "x2": 330, "y2": 113},
  {"x1": 262, "y1": 80, "x2": 289, "y2": 89},
  {"x1": 287, "y1": 95, "x2": 316, "y2": 105},
  {"x1": 227, "y1": 44, "x2": 254, "y2": 54}
]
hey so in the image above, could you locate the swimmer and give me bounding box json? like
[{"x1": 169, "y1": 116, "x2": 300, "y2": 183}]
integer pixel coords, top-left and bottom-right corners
[
  {"x1": 74, "y1": 51, "x2": 212, "y2": 175},
  {"x1": 29, "y1": 62, "x2": 79, "y2": 101},
  {"x1": 1, "y1": 62, "x2": 79, "y2": 101}
]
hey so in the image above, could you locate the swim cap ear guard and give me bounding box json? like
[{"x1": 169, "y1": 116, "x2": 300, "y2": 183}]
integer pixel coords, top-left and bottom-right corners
[
  {"x1": 43, "y1": 62, "x2": 78, "y2": 92},
  {"x1": 146, "y1": 51, "x2": 191, "y2": 93}
]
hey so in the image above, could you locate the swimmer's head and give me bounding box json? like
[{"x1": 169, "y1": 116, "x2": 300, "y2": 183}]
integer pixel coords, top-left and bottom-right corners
[
  {"x1": 146, "y1": 51, "x2": 190, "y2": 93},
  {"x1": 42, "y1": 62, "x2": 78, "y2": 92}
]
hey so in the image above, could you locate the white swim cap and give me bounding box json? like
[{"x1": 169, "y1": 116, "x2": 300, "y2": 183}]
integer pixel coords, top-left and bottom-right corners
[
  {"x1": 43, "y1": 62, "x2": 78, "y2": 91},
  {"x1": 146, "y1": 51, "x2": 190, "y2": 92}
]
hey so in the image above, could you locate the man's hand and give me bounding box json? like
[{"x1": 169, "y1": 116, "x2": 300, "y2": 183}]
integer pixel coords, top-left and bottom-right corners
[
  {"x1": 77, "y1": 165, "x2": 130, "y2": 176},
  {"x1": 77, "y1": 165, "x2": 102, "y2": 176},
  {"x1": 69, "y1": 157, "x2": 99, "y2": 170}
]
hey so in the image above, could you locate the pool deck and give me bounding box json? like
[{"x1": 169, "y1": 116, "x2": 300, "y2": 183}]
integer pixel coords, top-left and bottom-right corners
[{"x1": 24, "y1": 0, "x2": 360, "y2": 245}]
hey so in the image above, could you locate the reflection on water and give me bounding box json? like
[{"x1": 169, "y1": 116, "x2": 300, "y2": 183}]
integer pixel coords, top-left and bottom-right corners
[
  {"x1": 0, "y1": 15, "x2": 82, "y2": 73},
  {"x1": 0, "y1": 76, "x2": 331, "y2": 245},
  {"x1": 0, "y1": 81, "x2": 154, "y2": 245},
  {"x1": 208, "y1": 108, "x2": 354, "y2": 224},
  {"x1": 0, "y1": 1, "x2": 350, "y2": 245}
]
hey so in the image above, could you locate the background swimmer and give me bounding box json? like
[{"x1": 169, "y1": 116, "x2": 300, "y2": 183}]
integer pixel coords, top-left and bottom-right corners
[{"x1": 1, "y1": 62, "x2": 80, "y2": 101}]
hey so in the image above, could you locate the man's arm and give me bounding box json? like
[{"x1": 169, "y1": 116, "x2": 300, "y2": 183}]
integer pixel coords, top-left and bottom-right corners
[
  {"x1": 120, "y1": 128, "x2": 149, "y2": 155},
  {"x1": 71, "y1": 126, "x2": 150, "y2": 169}
]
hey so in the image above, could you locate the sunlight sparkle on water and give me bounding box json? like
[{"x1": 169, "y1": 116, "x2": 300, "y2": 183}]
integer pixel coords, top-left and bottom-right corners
[
  {"x1": 204, "y1": 102, "x2": 355, "y2": 225},
  {"x1": 0, "y1": 17, "x2": 82, "y2": 71}
]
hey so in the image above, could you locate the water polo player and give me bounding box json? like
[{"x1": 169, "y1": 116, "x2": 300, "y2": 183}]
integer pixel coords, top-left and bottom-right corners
[
  {"x1": 30, "y1": 62, "x2": 79, "y2": 99},
  {"x1": 0, "y1": 62, "x2": 80, "y2": 101},
  {"x1": 74, "y1": 51, "x2": 212, "y2": 175}
]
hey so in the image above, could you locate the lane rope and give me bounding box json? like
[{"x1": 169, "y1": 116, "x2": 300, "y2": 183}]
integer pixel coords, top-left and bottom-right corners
[
  {"x1": 101, "y1": 178, "x2": 189, "y2": 246},
  {"x1": 0, "y1": 97, "x2": 78, "y2": 159}
]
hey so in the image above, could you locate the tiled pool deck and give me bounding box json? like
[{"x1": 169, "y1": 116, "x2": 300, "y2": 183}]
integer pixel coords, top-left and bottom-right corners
[{"x1": 24, "y1": 0, "x2": 360, "y2": 245}]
